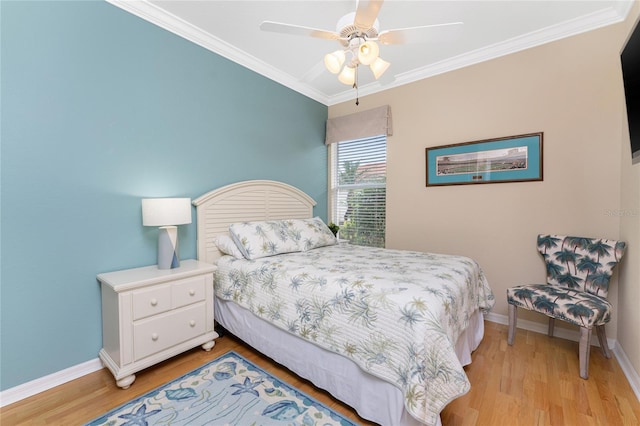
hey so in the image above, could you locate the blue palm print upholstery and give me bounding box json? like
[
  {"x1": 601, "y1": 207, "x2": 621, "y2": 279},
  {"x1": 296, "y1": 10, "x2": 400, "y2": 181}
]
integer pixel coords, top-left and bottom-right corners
[{"x1": 507, "y1": 234, "x2": 626, "y2": 328}]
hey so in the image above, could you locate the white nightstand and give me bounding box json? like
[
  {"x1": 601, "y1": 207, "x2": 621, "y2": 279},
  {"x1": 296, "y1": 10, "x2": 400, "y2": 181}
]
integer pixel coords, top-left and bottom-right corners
[{"x1": 97, "y1": 259, "x2": 218, "y2": 389}]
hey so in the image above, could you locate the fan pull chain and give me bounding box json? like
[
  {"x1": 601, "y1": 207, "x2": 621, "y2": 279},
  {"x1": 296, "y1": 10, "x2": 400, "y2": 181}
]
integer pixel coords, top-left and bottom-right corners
[{"x1": 354, "y1": 65, "x2": 359, "y2": 106}]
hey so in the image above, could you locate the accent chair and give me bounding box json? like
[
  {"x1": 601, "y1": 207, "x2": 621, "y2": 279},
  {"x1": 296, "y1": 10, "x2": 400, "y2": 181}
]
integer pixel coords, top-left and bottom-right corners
[{"x1": 506, "y1": 234, "x2": 626, "y2": 379}]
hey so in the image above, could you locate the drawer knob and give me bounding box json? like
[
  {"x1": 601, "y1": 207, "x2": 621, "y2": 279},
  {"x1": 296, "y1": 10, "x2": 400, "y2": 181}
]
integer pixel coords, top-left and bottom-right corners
[
  {"x1": 150, "y1": 298, "x2": 158, "y2": 306},
  {"x1": 189, "y1": 320, "x2": 196, "y2": 327},
  {"x1": 189, "y1": 289, "x2": 196, "y2": 296},
  {"x1": 151, "y1": 333, "x2": 159, "y2": 341}
]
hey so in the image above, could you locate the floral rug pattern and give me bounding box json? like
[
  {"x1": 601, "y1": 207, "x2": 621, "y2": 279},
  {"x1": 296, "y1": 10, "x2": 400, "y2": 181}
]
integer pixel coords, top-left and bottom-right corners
[{"x1": 86, "y1": 351, "x2": 355, "y2": 426}]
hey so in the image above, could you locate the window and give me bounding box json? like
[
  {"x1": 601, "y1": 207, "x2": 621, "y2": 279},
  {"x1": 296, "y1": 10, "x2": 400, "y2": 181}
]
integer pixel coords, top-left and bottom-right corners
[{"x1": 329, "y1": 135, "x2": 386, "y2": 247}]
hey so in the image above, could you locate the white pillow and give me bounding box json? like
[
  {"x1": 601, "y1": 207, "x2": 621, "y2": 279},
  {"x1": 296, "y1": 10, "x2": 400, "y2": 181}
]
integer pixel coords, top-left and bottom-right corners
[{"x1": 213, "y1": 235, "x2": 245, "y2": 259}]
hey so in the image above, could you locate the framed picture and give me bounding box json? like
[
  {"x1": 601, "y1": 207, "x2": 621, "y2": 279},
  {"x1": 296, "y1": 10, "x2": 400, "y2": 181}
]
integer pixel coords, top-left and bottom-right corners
[{"x1": 425, "y1": 132, "x2": 543, "y2": 186}]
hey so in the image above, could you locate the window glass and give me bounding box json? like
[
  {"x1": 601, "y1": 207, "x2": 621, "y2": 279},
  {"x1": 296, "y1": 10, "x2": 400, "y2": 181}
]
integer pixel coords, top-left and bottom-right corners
[{"x1": 329, "y1": 135, "x2": 386, "y2": 247}]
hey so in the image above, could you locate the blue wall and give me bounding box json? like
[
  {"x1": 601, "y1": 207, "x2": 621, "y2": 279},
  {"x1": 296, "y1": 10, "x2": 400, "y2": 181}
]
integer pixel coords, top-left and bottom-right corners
[{"x1": 0, "y1": 1, "x2": 328, "y2": 390}]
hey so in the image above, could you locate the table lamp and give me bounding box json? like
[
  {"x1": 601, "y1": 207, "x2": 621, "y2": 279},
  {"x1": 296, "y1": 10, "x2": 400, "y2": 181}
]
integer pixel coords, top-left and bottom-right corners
[{"x1": 142, "y1": 198, "x2": 192, "y2": 269}]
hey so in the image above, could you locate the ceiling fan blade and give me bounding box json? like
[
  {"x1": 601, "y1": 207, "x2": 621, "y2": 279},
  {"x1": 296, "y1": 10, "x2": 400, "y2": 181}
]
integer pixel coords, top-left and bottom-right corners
[
  {"x1": 378, "y1": 22, "x2": 464, "y2": 45},
  {"x1": 260, "y1": 21, "x2": 341, "y2": 41},
  {"x1": 354, "y1": 0, "x2": 384, "y2": 31}
]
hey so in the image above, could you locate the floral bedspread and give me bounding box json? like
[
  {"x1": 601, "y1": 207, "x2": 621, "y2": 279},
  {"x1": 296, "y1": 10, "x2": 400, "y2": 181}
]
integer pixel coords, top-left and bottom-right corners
[{"x1": 215, "y1": 243, "x2": 495, "y2": 425}]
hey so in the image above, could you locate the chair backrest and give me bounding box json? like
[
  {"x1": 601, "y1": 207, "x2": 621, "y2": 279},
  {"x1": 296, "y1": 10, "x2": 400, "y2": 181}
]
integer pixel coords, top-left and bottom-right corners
[{"x1": 537, "y1": 234, "x2": 626, "y2": 298}]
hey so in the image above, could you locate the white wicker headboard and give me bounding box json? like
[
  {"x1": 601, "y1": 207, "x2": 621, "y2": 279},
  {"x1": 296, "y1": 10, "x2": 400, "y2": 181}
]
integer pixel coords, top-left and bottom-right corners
[{"x1": 192, "y1": 180, "x2": 317, "y2": 264}]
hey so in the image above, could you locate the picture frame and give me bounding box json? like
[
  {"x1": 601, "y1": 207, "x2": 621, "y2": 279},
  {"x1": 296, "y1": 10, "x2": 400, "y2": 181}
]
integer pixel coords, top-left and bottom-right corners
[{"x1": 425, "y1": 132, "x2": 543, "y2": 186}]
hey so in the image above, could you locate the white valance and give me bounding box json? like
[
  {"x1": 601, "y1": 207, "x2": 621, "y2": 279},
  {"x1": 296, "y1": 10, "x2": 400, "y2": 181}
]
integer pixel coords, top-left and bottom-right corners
[{"x1": 325, "y1": 105, "x2": 393, "y2": 145}]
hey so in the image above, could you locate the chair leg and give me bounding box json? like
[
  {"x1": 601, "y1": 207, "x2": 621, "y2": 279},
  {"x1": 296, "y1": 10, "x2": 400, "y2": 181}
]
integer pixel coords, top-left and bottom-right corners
[
  {"x1": 548, "y1": 317, "x2": 555, "y2": 337},
  {"x1": 508, "y1": 304, "x2": 517, "y2": 345},
  {"x1": 595, "y1": 325, "x2": 612, "y2": 359},
  {"x1": 579, "y1": 327, "x2": 592, "y2": 379}
]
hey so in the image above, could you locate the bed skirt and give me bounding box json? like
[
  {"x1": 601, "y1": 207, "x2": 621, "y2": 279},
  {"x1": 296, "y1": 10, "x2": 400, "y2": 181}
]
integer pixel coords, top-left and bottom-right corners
[{"x1": 214, "y1": 298, "x2": 484, "y2": 426}]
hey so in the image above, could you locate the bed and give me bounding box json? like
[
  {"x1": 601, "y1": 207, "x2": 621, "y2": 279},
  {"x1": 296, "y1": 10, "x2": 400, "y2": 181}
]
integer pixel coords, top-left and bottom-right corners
[{"x1": 193, "y1": 180, "x2": 495, "y2": 426}]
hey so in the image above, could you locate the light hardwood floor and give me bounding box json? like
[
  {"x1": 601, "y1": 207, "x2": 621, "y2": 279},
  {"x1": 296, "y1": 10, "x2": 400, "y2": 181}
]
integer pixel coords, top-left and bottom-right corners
[{"x1": 1, "y1": 321, "x2": 639, "y2": 425}]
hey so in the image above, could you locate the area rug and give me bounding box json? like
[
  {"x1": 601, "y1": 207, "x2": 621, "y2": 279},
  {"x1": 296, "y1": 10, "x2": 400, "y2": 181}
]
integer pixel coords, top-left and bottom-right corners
[{"x1": 86, "y1": 351, "x2": 357, "y2": 426}]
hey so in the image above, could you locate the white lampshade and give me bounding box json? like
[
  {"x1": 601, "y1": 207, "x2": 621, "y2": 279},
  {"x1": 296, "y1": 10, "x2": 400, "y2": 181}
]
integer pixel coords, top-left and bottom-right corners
[
  {"x1": 324, "y1": 50, "x2": 346, "y2": 74},
  {"x1": 142, "y1": 198, "x2": 192, "y2": 227},
  {"x1": 370, "y1": 57, "x2": 390, "y2": 79},
  {"x1": 357, "y1": 41, "x2": 379, "y2": 65},
  {"x1": 338, "y1": 65, "x2": 356, "y2": 86},
  {"x1": 142, "y1": 198, "x2": 191, "y2": 270}
]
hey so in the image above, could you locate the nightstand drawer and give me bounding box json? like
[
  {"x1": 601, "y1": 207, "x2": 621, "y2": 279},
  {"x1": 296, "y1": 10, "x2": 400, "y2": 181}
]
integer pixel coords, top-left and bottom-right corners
[
  {"x1": 172, "y1": 275, "x2": 206, "y2": 309},
  {"x1": 133, "y1": 303, "x2": 206, "y2": 360},
  {"x1": 132, "y1": 284, "x2": 171, "y2": 320}
]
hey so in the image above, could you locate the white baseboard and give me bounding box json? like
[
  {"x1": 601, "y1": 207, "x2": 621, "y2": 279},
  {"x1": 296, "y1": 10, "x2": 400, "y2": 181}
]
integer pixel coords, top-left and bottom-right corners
[
  {"x1": 612, "y1": 341, "x2": 640, "y2": 402},
  {"x1": 0, "y1": 358, "x2": 103, "y2": 407},
  {"x1": 2, "y1": 315, "x2": 638, "y2": 407},
  {"x1": 485, "y1": 312, "x2": 640, "y2": 401},
  {"x1": 484, "y1": 311, "x2": 614, "y2": 348}
]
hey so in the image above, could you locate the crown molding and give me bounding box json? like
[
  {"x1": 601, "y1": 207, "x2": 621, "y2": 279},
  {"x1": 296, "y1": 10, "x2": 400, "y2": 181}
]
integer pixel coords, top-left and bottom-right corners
[
  {"x1": 107, "y1": 0, "x2": 633, "y2": 107},
  {"x1": 328, "y1": 2, "x2": 634, "y2": 105},
  {"x1": 106, "y1": 0, "x2": 330, "y2": 105}
]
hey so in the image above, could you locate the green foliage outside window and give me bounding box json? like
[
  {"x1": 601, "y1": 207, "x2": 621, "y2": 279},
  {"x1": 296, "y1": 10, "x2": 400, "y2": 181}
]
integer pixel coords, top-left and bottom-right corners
[
  {"x1": 338, "y1": 187, "x2": 386, "y2": 247},
  {"x1": 336, "y1": 159, "x2": 386, "y2": 248}
]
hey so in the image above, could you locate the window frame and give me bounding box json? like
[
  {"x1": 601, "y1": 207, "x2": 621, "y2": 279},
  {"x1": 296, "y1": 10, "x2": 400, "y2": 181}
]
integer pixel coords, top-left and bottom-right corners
[{"x1": 328, "y1": 135, "x2": 387, "y2": 247}]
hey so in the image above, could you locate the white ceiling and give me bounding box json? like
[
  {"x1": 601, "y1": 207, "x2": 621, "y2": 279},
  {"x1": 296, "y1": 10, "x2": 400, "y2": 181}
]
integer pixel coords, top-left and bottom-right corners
[{"x1": 108, "y1": 0, "x2": 633, "y2": 106}]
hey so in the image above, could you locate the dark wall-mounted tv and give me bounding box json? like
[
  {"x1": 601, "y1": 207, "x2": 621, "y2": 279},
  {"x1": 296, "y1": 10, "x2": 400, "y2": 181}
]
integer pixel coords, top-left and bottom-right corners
[{"x1": 622, "y1": 18, "x2": 640, "y2": 164}]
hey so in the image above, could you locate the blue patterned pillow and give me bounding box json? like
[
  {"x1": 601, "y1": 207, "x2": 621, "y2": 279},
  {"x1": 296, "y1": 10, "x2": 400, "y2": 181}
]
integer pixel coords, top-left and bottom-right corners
[
  {"x1": 294, "y1": 217, "x2": 337, "y2": 251},
  {"x1": 229, "y1": 220, "x2": 302, "y2": 260}
]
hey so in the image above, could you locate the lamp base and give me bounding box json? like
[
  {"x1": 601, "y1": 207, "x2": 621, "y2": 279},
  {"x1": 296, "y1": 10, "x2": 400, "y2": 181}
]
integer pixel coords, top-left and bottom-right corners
[{"x1": 157, "y1": 226, "x2": 180, "y2": 269}]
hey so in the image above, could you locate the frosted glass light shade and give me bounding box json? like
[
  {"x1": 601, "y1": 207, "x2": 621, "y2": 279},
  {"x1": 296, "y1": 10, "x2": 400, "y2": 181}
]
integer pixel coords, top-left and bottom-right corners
[
  {"x1": 358, "y1": 41, "x2": 379, "y2": 65},
  {"x1": 370, "y1": 57, "x2": 390, "y2": 79},
  {"x1": 324, "y1": 50, "x2": 346, "y2": 74},
  {"x1": 142, "y1": 198, "x2": 192, "y2": 226},
  {"x1": 338, "y1": 65, "x2": 356, "y2": 85}
]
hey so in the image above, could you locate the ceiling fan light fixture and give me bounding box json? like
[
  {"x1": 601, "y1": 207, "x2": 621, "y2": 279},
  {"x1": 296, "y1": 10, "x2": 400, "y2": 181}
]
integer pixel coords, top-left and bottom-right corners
[
  {"x1": 324, "y1": 50, "x2": 346, "y2": 74},
  {"x1": 338, "y1": 65, "x2": 356, "y2": 86},
  {"x1": 259, "y1": 0, "x2": 465, "y2": 103},
  {"x1": 357, "y1": 40, "x2": 379, "y2": 65},
  {"x1": 370, "y1": 57, "x2": 390, "y2": 79}
]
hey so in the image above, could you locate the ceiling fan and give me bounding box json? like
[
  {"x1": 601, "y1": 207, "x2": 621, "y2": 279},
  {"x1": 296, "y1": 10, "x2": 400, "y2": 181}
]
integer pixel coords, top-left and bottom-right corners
[{"x1": 259, "y1": 0, "x2": 463, "y2": 87}]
